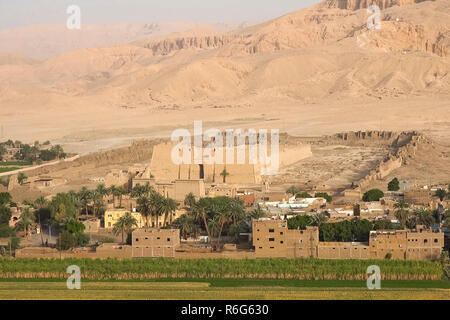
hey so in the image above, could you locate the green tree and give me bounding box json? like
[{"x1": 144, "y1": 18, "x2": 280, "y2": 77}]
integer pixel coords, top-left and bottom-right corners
[
  {"x1": 249, "y1": 205, "x2": 265, "y2": 219},
  {"x1": 0, "y1": 206, "x2": 12, "y2": 225},
  {"x1": 288, "y1": 215, "x2": 313, "y2": 230},
  {"x1": 286, "y1": 186, "x2": 300, "y2": 197},
  {"x1": 171, "y1": 214, "x2": 198, "y2": 240},
  {"x1": 184, "y1": 193, "x2": 196, "y2": 209},
  {"x1": 34, "y1": 196, "x2": 48, "y2": 210},
  {"x1": 57, "y1": 230, "x2": 76, "y2": 250},
  {"x1": 78, "y1": 187, "x2": 92, "y2": 215},
  {"x1": 49, "y1": 193, "x2": 78, "y2": 229},
  {"x1": 407, "y1": 208, "x2": 436, "y2": 229},
  {"x1": 315, "y1": 192, "x2": 332, "y2": 203},
  {"x1": 115, "y1": 186, "x2": 128, "y2": 208},
  {"x1": 363, "y1": 189, "x2": 385, "y2": 202},
  {"x1": 0, "y1": 192, "x2": 12, "y2": 206},
  {"x1": 15, "y1": 208, "x2": 35, "y2": 238},
  {"x1": 435, "y1": 189, "x2": 447, "y2": 202},
  {"x1": 17, "y1": 172, "x2": 27, "y2": 185},
  {"x1": 160, "y1": 197, "x2": 178, "y2": 227},
  {"x1": 296, "y1": 192, "x2": 313, "y2": 199},
  {"x1": 394, "y1": 200, "x2": 411, "y2": 228},
  {"x1": 131, "y1": 183, "x2": 153, "y2": 198},
  {"x1": 113, "y1": 212, "x2": 138, "y2": 243},
  {"x1": 388, "y1": 178, "x2": 400, "y2": 191}
]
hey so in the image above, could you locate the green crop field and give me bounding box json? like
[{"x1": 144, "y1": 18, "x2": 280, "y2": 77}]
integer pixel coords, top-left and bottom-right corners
[
  {"x1": 0, "y1": 167, "x2": 20, "y2": 173},
  {"x1": 1, "y1": 258, "x2": 448, "y2": 300},
  {"x1": 0, "y1": 258, "x2": 445, "y2": 280},
  {"x1": 0, "y1": 280, "x2": 449, "y2": 300},
  {"x1": 0, "y1": 161, "x2": 31, "y2": 167}
]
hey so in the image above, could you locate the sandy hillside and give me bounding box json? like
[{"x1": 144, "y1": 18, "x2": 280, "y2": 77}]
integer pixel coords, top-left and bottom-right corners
[{"x1": 0, "y1": 0, "x2": 449, "y2": 153}]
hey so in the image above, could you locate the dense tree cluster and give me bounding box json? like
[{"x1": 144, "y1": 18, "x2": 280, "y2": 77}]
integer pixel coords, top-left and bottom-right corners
[
  {"x1": 171, "y1": 193, "x2": 264, "y2": 247},
  {"x1": 0, "y1": 140, "x2": 66, "y2": 163},
  {"x1": 0, "y1": 192, "x2": 20, "y2": 254}
]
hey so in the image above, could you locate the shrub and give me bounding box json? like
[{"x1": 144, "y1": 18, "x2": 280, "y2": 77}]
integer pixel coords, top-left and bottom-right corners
[
  {"x1": 363, "y1": 189, "x2": 384, "y2": 202},
  {"x1": 315, "y1": 192, "x2": 332, "y2": 203},
  {"x1": 102, "y1": 237, "x2": 115, "y2": 243},
  {"x1": 296, "y1": 192, "x2": 313, "y2": 199},
  {"x1": 57, "y1": 231, "x2": 76, "y2": 251},
  {"x1": 288, "y1": 215, "x2": 313, "y2": 230}
]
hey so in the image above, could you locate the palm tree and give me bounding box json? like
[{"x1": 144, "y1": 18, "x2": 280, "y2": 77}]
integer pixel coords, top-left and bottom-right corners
[
  {"x1": 394, "y1": 200, "x2": 410, "y2": 228},
  {"x1": 435, "y1": 189, "x2": 447, "y2": 202},
  {"x1": 113, "y1": 212, "x2": 138, "y2": 244},
  {"x1": 220, "y1": 168, "x2": 230, "y2": 183},
  {"x1": 17, "y1": 208, "x2": 35, "y2": 238},
  {"x1": 34, "y1": 196, "x2": 48, "y2": 210},
  {"x1": 311, "y1": 213, "x2": 329, "y2": 226},
  {"x1": 95, "y1": 184, "x2": 108, "y2": 198},
  {"x1": 131, "y1": 183, "x2": 153, "y2": 198},
  {"x1": 137, "y1": 196, "x2": 152, "y2": 228},
  {"x1": 92, "y1": 191, "x2": 105, "y2": 216},
  {"x1": 160, "y1": 197, "x2": 178, "y2": 227},
  {"x1": 78, "y1": 187, "x2": 92, "y2": 215},
  {"x1": 228, "y1": 198, "x2": 245, "y2": 225},
  {"x1": 108, "y1": 185, "x2": 117, "y2": 208},
  {"x1": 184, "y1": 193, "x2": 196, "y2": 210},
  {"x1": 410, "y1": 208, "x2": 436, "y2": 228},
  {"x1": 192, "y1": 200, "x2": 212, "y2": 243},
  {"x1": 116, "y1": 186, "x2": 128, "y2": 208},
  {"x1": 68, "y1": 190, "x2": 82, "y2": 215},
  {"x1": 175, "y1": 215, "x2": 198, "y2": 240},
  {"x1": 149, "y1": 192, "x2": 164, "y2": 228},
  {"x1": 34, "y1": 196, "x2": 48, "y2": 245}
]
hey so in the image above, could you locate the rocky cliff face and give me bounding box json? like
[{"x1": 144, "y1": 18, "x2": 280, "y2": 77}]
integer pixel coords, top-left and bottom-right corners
[
  {"x1": 327, "y1": 0, "x2": 426, "y2": 10},
  {"x1": 140, "y1": 35, "x2": 238, "y2": 56}
]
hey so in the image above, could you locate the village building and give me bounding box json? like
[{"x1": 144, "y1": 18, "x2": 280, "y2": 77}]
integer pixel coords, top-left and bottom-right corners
[
  {"x1": 131, "y1": 228, "x2": 180, "y2": 258},
  {"x1": 252, "y1": 220, "x2": 444, "y2": 261},
  {"x1": 104, "y1": 208, "x2": 187, "y2": 229}
]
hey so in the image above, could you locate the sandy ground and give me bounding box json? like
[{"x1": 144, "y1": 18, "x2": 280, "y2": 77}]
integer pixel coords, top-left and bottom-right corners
[{"x1": 1, "y1": 95, "x2": 449, "y2": 155}]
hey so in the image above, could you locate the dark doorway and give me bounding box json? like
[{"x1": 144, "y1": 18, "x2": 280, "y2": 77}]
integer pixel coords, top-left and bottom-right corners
[{"x1": 199, "y1": 164, "x2": 205, "y2": 179}]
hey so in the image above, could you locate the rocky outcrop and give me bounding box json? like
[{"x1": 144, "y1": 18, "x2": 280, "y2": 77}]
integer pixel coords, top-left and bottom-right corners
[
  {"x1": 140, "y1": 35, "x2": 237, "y2": 56},
  {"x1": 326, "y1": 0, "x2": 427, "y2": 10}
]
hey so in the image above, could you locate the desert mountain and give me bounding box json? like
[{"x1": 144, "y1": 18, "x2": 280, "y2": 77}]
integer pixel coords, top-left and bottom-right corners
[
  {"x1": 0, "y1": 22, "x2": 251, "y2": 60},
  {"x1": 0, "y1": 0, "x2": 449, "y2": 147}
]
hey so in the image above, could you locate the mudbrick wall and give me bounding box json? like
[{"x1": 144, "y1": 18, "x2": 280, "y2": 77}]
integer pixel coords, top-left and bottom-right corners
[{"x1": 353, "y1": 131, "x2": 430, "y2": 189}]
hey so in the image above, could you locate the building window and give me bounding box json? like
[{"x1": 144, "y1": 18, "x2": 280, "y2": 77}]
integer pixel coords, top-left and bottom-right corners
[
  {"x1": 424, "y1": 239, "x2": 428, "y2": 244},
  {"x1": 269, "y1": 229, "x2": 275, "y2": 233},
  {"x1": 167, "y1": 238, "x2": 171, "y2": 242},
  {"x1": 280, "y1": 232, "x2": 284, "y2": 235},
  {"x1": 280, "y1": 241, "x2": 284, "y2": 244},
  {"x1": 269, "y1": 238, "x2": 275, "y2": 242},
  {"x1": 434, "y1": 239, "x2": 438, "y2": 243},
  {"x1": 135, "y1": 238, "x2": 139, "y2": 242}
]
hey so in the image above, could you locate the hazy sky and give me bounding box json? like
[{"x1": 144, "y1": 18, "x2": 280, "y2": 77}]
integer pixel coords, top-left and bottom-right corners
[{"x1": 0, "y1": 0, "x2": 322, "y2": 30}]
